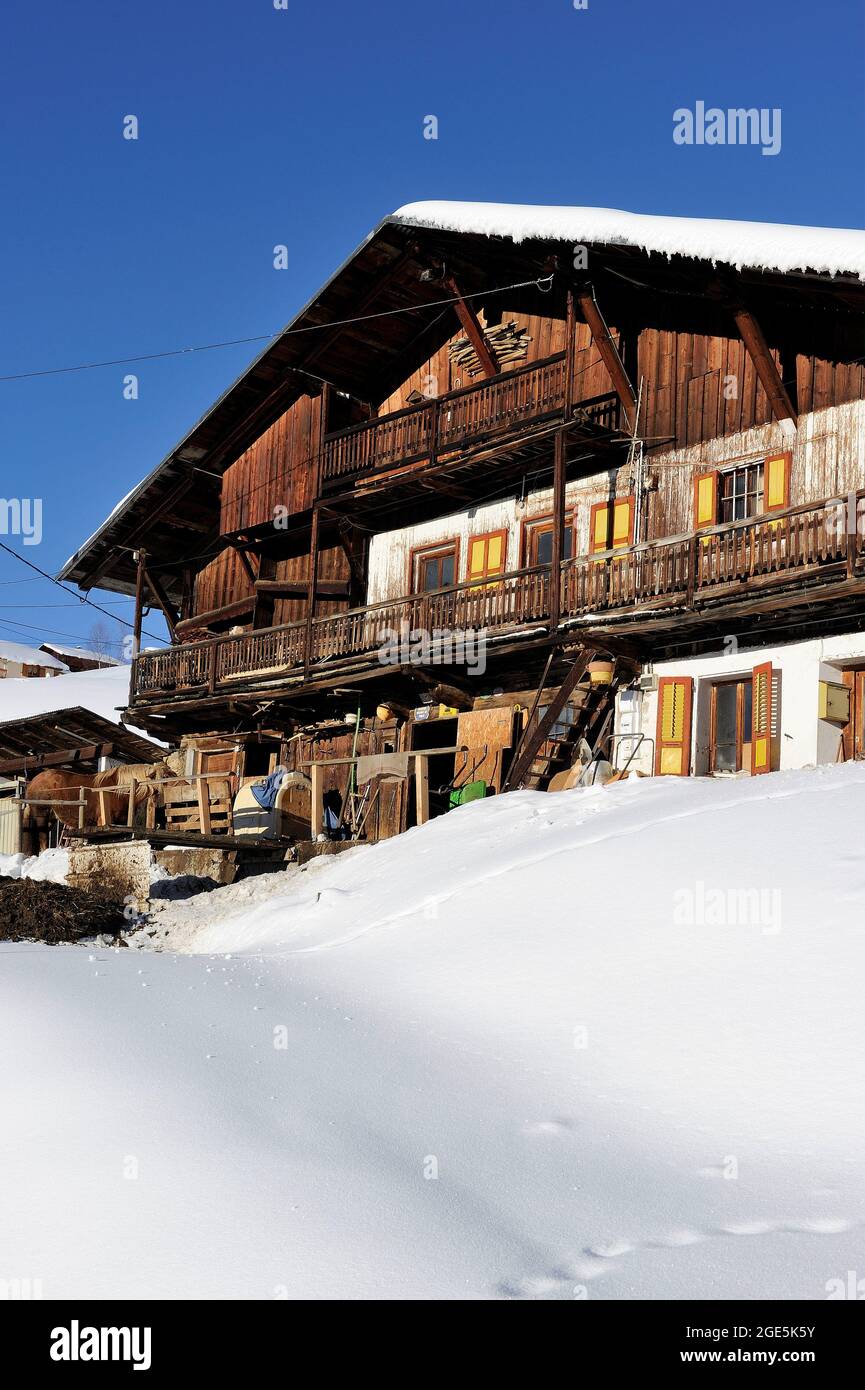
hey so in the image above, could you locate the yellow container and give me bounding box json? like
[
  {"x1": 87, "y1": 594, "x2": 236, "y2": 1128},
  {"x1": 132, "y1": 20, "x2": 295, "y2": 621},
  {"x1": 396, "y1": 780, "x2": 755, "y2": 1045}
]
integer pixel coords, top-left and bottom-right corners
[{"x1": 588, "y1": 660, "x2": 614, "y2": 686}]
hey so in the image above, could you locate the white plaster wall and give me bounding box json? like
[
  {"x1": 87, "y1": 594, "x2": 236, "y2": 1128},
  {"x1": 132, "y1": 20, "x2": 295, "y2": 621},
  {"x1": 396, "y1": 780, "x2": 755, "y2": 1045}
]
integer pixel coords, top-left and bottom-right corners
[
  {"x1": 620, "y1": 629, "x2": 865, "y2": 777},
  {"x1": 366, "y1": 398, "x2": 865, "y2": 607},
  {"x1": 365, "y1": 473, "x2": 620, "y2": 605}
]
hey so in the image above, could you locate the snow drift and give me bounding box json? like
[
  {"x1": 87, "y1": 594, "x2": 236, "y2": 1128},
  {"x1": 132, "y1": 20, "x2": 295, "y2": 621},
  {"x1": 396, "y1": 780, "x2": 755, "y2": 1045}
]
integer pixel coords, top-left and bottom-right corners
[{"x1": 1, "y1": 765, "x2": 863, "y2": 1298}]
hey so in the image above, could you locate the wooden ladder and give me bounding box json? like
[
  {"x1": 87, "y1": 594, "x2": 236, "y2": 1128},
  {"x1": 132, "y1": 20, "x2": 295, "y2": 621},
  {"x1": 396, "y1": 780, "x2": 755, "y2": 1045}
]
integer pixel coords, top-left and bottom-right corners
[{"x1": 503, "y1": 647, "x2": 596, "y2": 791}]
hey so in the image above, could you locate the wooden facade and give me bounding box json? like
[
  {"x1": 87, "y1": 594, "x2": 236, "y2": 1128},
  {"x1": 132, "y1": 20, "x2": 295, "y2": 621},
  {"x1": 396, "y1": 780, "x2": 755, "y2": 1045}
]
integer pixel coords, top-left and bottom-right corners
[{"x1": 59, "y1": 208, "x2": 865, "y2": 768}]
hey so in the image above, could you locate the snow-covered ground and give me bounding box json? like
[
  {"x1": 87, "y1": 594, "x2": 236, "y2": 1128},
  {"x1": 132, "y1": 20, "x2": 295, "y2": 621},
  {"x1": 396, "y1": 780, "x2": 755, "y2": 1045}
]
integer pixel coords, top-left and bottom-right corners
[
  {"x1": 1, "y1": 765, "x2": 863, "y2": 1299},
  {"x1": 0, "y1": 846, "x2": 69, "y2": 882}
]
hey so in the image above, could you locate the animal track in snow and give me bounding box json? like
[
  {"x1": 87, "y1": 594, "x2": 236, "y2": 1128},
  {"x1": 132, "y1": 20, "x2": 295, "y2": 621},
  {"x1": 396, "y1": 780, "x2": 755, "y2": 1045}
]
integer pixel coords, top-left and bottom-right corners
[{"x1": 501, "y1": 1213, "x2": 862, "y2": 1298}]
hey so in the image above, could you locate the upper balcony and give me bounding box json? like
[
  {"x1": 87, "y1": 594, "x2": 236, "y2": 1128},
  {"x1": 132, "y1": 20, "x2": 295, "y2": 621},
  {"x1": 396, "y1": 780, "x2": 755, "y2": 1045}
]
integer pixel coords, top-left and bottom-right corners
[
  {"x1": 317, "y1": 351, "x2": 623, "y2": 494},
  {"x1": 130, "y1": 490, "x2": 865, "y2": 712}
]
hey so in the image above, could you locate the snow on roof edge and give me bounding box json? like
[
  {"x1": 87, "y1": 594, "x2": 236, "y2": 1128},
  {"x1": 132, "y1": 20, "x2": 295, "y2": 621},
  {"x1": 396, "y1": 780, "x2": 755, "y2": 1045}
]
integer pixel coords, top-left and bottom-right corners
[
  {"x1": 0, "y1": 640, "x2": 67, "y2": 669},
  {"x1": 389, "y1": 202, "x2": 865, "y2": 280}
]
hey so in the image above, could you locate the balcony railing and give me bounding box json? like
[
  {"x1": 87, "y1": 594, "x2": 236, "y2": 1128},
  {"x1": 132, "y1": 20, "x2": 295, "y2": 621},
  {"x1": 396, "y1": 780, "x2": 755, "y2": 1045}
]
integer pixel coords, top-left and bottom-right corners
[
  {"x1": 131, "y1": 491, "x2": 865, "y2": 704},
  {"x1": 318, "y1": 352, "x2": 620, "y2": 484}
]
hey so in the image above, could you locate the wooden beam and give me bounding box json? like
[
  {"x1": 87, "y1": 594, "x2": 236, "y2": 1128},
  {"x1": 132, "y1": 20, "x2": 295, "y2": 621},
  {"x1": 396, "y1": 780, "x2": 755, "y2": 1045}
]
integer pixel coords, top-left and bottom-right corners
[
  {"x1": 414, "y1": 752, "x2": 431, "y2": 826},
  {"x1": 0, "y1": 743, "x2": 114, "y2": 777},
  {"x1": 142, "y1": 566, "x2": 180, "y2": 642},
  {"x1": 302, "y1": 246, "x2": 419, "y2": 372},
  {"x1": 304, "y1": 506, "x2": 321, "y2": 670},
  {"x1": 444, "y1": 275, "x2": 500, "y2": 377},
  {"x1": 336, "y1": 518, "x2": 368, "y2": 606},
  {"x1": 254, "y1": 578, "x2": 350, "y2": 599},
  {"x1": 175, "y1": 595, "x2": 255, "y2": 637},
  {"x1": 132, "y1": 548, "x2": 146, "y2": 658},
  {"x1": 549, "y1": 427, "x2": 567, "y2": 632},
  {"x1": 732, "y1": 307, "x2": 798, "y2": 427},
  {"x1": 575, "y1": 286, "x2": 637, "y2": 426},
  {"x1": 231, "y1": 543, "x2": 259, "y2": 587},
  {"x1": 310, "y1": 762, "x2": 325, "y2": 839}
]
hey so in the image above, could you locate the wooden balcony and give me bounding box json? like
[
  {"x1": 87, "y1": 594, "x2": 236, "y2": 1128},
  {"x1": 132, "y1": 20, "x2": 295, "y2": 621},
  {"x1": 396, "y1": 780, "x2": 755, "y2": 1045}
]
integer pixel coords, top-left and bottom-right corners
[
  {"x1": 318, "y1": 352, "x2": 621, "y2": 487},
  {"x1": 131, "y1": 491, "x2": 865, "y2": 707}
]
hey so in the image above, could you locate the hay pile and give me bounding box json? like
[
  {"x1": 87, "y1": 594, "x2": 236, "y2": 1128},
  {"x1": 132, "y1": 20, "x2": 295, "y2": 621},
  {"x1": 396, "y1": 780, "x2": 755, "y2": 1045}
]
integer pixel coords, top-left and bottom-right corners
[{"x1": 0, "y1": 877, "x2": 125, "y2": 944}]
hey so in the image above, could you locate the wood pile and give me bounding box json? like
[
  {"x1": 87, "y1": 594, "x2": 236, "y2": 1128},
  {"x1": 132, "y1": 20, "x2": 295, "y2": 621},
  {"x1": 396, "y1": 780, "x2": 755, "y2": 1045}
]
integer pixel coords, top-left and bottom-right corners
[{"x1": 448, "y1": 322, "x2": 531, "y2": 378}]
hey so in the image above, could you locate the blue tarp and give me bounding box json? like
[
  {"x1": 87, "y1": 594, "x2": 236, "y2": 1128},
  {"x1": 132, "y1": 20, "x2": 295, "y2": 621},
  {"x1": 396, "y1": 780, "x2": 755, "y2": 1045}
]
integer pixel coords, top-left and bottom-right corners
[{"x1": 250, "y1": 767, "x2": 287, "y2": 810}]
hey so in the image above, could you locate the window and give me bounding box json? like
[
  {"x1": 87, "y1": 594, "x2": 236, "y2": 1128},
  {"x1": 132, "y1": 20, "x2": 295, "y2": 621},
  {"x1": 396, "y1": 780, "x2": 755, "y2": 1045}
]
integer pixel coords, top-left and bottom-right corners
[
  {"x1": 718, "y1": 462, "x2": 764, "y2": 523},
  {"x1": 523, "y1": 512, "x2": 575, "y2": 567},
  {"x1": 466, "y1": 530, "x2": 508, "y2": 584},
  {"x1": 709, "y1": 678, "x2": 752, "y2": 773},
  {"x1": 412, "y1": 541, "x2": 458, "y2": 594}
]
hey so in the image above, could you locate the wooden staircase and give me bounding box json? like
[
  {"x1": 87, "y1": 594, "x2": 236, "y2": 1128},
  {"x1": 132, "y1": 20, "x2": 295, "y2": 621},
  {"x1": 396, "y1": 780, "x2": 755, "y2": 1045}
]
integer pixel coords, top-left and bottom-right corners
[{"x1": 503, "y1": 648, "x2": 624, "y2": 792}]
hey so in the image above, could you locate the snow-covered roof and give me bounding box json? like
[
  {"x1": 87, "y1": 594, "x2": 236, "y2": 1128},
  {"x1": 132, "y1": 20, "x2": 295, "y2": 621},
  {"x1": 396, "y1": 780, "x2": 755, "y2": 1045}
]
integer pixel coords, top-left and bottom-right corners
[
  {"x1": 391, "y1": 202, "x2": 865, "y2": 280},
  {"x1": 39, "y1": 642, "x2": 121, "y2": 666},
  {"x1": 0, "y1": 664, "x2": 158, "y2": 743},
  {"x1": 0, "y1": 640, "x2": 66, "y2": 670}
]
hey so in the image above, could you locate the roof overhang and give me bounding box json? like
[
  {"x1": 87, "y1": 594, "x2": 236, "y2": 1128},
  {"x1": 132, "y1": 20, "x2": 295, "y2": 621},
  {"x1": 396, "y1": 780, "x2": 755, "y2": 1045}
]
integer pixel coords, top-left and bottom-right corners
[{"x1": 59, "y1": 203, "x2": 865, "y2": 600}]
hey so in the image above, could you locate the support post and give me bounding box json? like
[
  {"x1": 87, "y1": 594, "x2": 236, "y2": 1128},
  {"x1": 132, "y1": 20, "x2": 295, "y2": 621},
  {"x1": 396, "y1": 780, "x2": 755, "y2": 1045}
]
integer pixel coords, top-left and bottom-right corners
[
  {"x1": 132, "y1": 548, "x2": 146, "y2": 659},
  {"x1": 549, "y1": 427, "x2": 567, "y2": 633},
  {"x1": 304, "y1": 506, "x2": 321, "y2": 670},
  {"x1": 310, "y1": 762, "x2": 324, "y2": 839},
  {"x1": 564, "y1": 287, "x2": 576, "y2": 413},
  {"x1": 414, "y1": 753, "x2": 430, "y2": 827}
]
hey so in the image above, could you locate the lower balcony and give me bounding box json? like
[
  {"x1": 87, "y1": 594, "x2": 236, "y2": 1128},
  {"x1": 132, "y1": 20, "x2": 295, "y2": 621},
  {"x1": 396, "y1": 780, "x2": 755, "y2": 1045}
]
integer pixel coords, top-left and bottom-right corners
[{"x1": 131, "y1": 491, "x2": 865, "y2": 707}]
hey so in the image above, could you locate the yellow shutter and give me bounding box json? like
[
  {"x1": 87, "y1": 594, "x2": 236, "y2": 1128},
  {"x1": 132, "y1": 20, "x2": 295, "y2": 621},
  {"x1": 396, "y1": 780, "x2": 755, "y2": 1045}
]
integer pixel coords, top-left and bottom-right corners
[
  {"x1": 612, "y1": 498, "x2": 633, "y2": 548},
  {"x1": 468, "y1": 537, "x2": 487, "y2": 582},
  {"x1": 751, "y1": 662, "x2": 775, "y2": 774},
  {"x1": 765, "y1": 453, "x2": 791, "y2": 513},
  {"x1": 693, "y1": 472, "x2": 718, "y2": 529},
  {"x1": 654, "y1": 676, "x2": 693, "y2": 776},
  {"x1": 467, "y1": 531, "x2": 507, "y2": 585},
  {"x1": 592, "y1": 504, "x2": 609, "y2": 553}
]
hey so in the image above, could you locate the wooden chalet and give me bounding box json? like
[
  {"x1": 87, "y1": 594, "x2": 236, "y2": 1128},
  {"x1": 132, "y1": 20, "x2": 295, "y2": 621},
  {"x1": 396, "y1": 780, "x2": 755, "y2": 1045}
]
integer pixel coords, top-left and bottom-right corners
[{"x1": 60, "y1": 203, "x2": 865, "y2": 837}]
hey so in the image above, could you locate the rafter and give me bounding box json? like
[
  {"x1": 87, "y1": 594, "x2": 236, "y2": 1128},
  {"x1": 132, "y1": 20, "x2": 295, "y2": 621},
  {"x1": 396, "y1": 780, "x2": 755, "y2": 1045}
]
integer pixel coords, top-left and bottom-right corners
[
  {"x1": 732, "y1": 307, "x2": 798, "y2": 428},
  {"x1": 575, "y1": 285, "x2": 638, "y2": 428},
  {"x1": 444, "y1": 274, "x2": 500, "y2": 377}
]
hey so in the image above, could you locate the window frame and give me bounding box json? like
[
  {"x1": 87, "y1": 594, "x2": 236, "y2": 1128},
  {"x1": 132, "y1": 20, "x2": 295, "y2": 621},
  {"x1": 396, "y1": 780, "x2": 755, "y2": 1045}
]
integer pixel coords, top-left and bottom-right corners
[
  {"x1": 520, "y1": 509, "x2": 576, "y2": 568},
  {"x1": 717, "y1": 460, "x2": 765, "y2": 525},
  {"x1": 408, "y1": 538, "x2": 460, "y2": 596}
]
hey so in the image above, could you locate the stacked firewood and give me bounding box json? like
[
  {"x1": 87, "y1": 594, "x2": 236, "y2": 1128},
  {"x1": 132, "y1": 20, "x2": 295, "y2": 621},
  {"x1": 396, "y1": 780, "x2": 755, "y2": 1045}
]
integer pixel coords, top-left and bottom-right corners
[{"x1": 448, "y1": 322, "x2": 531, "y2": 378}]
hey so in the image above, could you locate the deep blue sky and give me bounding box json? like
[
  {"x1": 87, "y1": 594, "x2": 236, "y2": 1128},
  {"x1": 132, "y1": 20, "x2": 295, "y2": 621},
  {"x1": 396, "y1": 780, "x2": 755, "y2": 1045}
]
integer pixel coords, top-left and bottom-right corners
[{"x1": 1, "y1": 0, "x2": 862, "y2": 655}]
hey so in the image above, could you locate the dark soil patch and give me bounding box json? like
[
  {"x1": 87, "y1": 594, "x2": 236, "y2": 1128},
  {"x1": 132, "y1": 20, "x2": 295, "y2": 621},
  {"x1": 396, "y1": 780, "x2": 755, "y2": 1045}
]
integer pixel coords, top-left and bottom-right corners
[{"x1": 0, "y1": 877, "x2": 126, "y2": 944}]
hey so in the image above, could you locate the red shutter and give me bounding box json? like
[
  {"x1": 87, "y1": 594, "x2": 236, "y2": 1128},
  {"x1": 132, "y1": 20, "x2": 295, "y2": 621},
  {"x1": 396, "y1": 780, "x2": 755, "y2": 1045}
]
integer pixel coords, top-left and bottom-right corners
[{"x1": 654, "y1": 676, "x2": 693, "y2": 776}]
